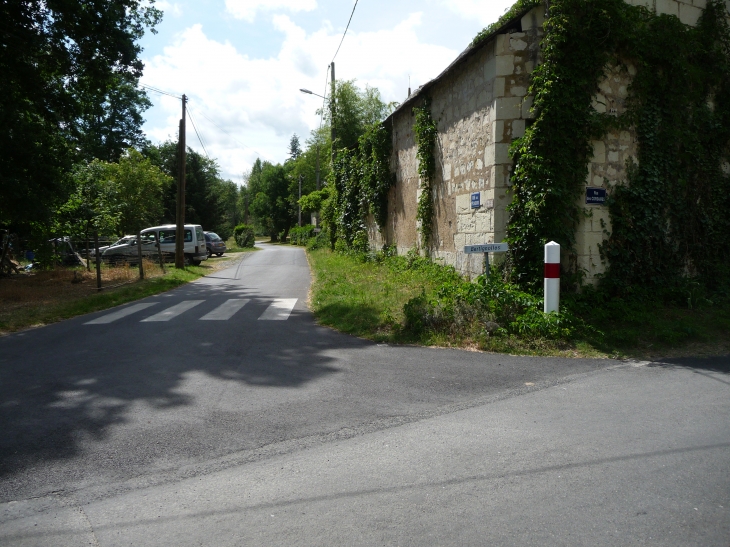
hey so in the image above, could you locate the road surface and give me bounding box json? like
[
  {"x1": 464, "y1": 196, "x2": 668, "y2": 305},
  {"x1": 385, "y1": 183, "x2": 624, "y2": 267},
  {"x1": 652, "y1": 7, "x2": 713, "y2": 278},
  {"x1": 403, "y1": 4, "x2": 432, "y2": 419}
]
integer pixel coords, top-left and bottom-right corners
[{"x1": 0, "y1": 244, "x2": 728, "y2": 545}]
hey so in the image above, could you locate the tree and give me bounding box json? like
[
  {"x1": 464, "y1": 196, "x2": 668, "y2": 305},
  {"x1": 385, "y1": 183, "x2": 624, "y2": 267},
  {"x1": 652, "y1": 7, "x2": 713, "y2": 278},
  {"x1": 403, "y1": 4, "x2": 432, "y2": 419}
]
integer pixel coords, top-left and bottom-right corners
[
  {"x1": 76, "y1": 73, "x2": 152, "y2": 162},
  {"x1": 324, "y1": 81, "x2": 389, "y2": 150},
  {"x1": 112, "y1": 149, "x2": 171, "y2": 236},
  {"x1": 289, "y1": 134, "x2": 302, "y2": 160},
  {"x1": 57, "y1": 160, "x2": 120, "y2": 268},
  {"x1": 0, "y1": 0, "x2": 161, "y2": 225},
  {"x1": 144, "y1": 141, "x2": 239, "y2": 238},
  {"x1": 248, "y1": 162, "x2": 295, "y2": 241}
]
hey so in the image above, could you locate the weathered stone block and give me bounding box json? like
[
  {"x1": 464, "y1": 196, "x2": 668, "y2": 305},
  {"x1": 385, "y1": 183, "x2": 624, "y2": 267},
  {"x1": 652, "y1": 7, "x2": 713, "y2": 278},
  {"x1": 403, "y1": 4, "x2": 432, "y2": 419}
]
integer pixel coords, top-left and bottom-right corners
[
  {"x1": 494, "y1": 97, "x2": 522, "y2": 120},
  {"x1": 510, "y1": 37, "x2": 528, "y2": 51},
  {"x1": 608, "y1": 151, "x2": 619, "y2": 162},
  {"x1": 521, "y1": 6, "x2": 545, "y2": 31},
  {"x1": 493, "y1": 77, "x2": 506, "y2": 98},
  {"x1": 512, "y1": 119, "x2": 525, "y2": 139},
  {"x1": 495, "y1": 34, "x2": 510, "y2": 56},
  {"x1": 455, "y1": 193, "x2": 471, "y2": 214},
  {"x1": 454, "y1": 233, "x2": 466, "y2": 250},
  {"x1": 510, "y1": 85, "x2": 527, "y2": 97},
  {"x1": 443, "y1": 163, "x2": 452, "y2": 181},
  {"x1": 679, "y1": 3, "x2": 702, "y2": 25},
  {"x1": 576, "y1": 230, "x2": 606, "y2": 254},
  {"x1": 591, "y1": 141, "x2": 606, "y2": 163},
  {"x1": 656, "y1": 0, "x2": 679, "y2": 16},
  {"x1": 475, "y1": 214, "x2": 490, "y2": 232},
  {"x1": 485, "y1": 58, "x2": 495, "y2": 81},
  {"x1": 495, "y1": 143, "x2": 511, "y2": 165},
  {"x1": 458, "y1": 215, "x2": 476, "y2": 233},
  {"x1": 496, "y1": 55, "x2": 515, "y2": 76}
]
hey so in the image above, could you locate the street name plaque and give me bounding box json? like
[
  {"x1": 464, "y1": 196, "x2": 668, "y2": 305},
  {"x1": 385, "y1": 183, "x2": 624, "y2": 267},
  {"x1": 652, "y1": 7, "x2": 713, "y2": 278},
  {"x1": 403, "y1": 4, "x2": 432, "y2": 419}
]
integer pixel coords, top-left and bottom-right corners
[{"x1": 464, "y1": 243, "x2": 509, "y2": 254}]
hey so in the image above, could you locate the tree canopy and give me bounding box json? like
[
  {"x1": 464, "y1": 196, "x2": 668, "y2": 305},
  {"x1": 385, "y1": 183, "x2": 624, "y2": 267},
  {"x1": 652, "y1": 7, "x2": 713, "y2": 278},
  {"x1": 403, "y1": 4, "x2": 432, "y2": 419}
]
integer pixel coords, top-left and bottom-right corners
[{"x1": 0, "y1": 0, "x2": 161, "y2": 225}]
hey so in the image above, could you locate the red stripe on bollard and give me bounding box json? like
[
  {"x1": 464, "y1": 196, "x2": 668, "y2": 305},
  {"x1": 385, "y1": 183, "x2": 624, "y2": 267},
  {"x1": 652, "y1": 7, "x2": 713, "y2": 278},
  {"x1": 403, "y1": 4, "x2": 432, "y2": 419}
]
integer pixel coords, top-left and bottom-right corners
[{"x1": 544, "y1": 263, "x2": 560, "y2": 278}]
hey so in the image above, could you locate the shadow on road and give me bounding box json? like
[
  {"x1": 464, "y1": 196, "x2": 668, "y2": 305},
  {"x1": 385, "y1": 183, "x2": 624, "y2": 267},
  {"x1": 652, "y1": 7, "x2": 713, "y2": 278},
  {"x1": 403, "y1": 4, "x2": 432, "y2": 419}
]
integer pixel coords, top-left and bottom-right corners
[
  {"x1": 650, "y1": 355, "x2": 730, "y2": 374},
  {"x1": 0, "y1": 280, "x2": 366, "y2": 483}
]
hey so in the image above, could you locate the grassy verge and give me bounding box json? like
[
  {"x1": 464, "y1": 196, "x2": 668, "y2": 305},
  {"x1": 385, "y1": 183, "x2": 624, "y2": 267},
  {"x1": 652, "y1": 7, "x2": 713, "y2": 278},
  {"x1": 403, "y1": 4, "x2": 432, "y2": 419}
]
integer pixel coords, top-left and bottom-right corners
[
  {"x1": 308, "y1": 248, "x2": 456, "y2": 342},
  {"x1": 0, "y1": 252, "x2": 253, "y2": 335},
  {"x1": 307, "y1": 248, "x2": 730, "y2": 358}
]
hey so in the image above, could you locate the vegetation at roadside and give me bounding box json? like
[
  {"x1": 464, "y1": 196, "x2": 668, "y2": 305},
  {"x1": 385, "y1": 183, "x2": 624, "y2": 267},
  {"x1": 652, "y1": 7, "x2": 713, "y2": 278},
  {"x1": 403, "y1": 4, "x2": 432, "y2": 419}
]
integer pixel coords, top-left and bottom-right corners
[{"x1": 308, "y1": 246, "x2": 730, "y2": 357}]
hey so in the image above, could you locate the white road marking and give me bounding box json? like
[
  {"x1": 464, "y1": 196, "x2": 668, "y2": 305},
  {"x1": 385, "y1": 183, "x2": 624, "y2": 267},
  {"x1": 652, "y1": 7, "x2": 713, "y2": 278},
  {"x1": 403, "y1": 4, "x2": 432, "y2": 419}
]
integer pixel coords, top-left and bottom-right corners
[
  {"x1": 199, "y1": 299, "x2": 250, "y2": 321},
  {"x1": 141, "y1": 300, "x2": 204, "y2": 322},
  {"x1": 85, "y1": 303, "x2": 158, "y2": 325},
  {"x1": 258, "y1": 299, "x2": 297, "y2": 321}
]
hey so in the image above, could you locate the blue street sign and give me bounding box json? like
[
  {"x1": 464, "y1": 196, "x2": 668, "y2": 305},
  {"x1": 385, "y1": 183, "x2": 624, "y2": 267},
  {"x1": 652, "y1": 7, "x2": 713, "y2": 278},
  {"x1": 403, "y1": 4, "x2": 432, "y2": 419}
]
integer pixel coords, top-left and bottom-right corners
[
  {"x1": 471, "y1": 192, "x2": 481, "y2": 209},
  {"x1": 586, "y1": 187, "x2": 607, "y2": 205}
]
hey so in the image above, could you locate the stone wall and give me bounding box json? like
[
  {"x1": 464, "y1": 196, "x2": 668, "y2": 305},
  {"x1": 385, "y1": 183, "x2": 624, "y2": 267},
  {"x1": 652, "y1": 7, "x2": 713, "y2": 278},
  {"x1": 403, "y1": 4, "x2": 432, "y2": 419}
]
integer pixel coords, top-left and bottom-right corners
[
  {"x1": 379, "y1": 0, "x2": 715, "y2": 281},
  {"x1": 382, "y1": 6, "x2": 545, "y2": 277}
]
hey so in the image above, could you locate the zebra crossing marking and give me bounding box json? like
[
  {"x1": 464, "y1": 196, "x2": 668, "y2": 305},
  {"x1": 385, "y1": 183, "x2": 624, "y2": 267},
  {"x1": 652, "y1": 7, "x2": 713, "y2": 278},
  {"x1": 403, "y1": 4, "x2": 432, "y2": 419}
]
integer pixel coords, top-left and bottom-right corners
[
  {"x1": 141, "y1": 300, "x2": 204, "y2": 322},
  {"x1": 199, "y1": 299, "x2": 250, "y2": 321},
  {"x1": 258, "y1": 298, "x2": 297, "y2": 321},
  {"x1": 85, "y1": 302, "x2": 158, "y2": 325}
]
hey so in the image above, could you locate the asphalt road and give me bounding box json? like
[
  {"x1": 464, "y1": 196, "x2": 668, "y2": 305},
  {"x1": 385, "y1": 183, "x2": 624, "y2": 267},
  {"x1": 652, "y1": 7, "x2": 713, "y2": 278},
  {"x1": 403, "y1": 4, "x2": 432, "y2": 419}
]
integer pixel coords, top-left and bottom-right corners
[{"x1": 0, "y1": 244, "x2": 728, "y2": 545}]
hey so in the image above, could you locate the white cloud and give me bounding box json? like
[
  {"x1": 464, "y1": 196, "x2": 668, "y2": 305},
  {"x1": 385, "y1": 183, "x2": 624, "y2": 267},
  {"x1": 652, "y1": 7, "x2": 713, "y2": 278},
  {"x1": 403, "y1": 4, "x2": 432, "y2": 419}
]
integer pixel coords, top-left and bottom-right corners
[
  {"x1": 440, "y1": 0, "x2": 515, "y2": 27},
  {"x1": 224, "y1": 0, "x2": 317, "y2": 23},
  {"x1": 142, "y1": 14, "x2": 459, "y2": 181}
]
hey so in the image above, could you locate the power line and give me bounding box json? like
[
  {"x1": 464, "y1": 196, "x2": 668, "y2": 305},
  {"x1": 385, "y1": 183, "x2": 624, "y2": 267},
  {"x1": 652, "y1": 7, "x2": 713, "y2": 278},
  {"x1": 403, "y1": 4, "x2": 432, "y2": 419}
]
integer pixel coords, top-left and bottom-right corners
[
  {"x1": 138, "y1": 83, "x2": 181, "y2": 99},
  {"x1": 331, "y1": 0, "x2": 359, "y2": 63},
  {"x1": 186, "y1": 107, "x2": 209, "y2": 158},
  {"x1": 189, "y1": 102, "x2": 268, "y2": 160}
]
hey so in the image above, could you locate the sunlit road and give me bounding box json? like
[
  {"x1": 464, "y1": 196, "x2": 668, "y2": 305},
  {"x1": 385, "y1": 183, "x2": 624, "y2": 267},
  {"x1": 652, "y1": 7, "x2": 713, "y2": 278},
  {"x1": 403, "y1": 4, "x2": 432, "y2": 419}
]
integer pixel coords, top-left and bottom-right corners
[{"x1": 0, "y1": 244, "x2": 728, "y2": 546}]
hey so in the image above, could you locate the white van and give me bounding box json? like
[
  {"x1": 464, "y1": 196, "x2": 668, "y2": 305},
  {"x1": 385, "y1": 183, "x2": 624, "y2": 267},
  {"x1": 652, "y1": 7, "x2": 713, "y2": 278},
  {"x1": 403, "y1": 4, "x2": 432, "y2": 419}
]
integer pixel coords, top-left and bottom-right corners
[{"x1": 101, "y1": 224, "x2": 208, "y2": 266}]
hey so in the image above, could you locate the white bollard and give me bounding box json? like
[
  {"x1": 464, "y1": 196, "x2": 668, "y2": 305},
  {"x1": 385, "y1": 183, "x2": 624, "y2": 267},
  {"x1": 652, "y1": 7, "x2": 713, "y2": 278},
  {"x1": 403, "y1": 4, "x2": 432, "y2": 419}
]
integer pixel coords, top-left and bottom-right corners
[{"x1": 544, "y1": 241, "x2": 560, "y2": 313}]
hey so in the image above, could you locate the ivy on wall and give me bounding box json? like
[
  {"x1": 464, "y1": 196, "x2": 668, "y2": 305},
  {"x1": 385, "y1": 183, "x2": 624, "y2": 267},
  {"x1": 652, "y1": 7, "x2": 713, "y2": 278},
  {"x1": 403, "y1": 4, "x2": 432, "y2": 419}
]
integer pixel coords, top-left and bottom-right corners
[
  {"x1": 326, "y1": 123, "x2": 394, "y2": 252},
  {"x1": 505, "y1": 0, "x2": 730, "y2": 293},
  {"x1": 413, "y1": 100, "x2": 438, "y2": 252},
  {"x1": 600, "y1": 1, "x2": 730, "y2": 293}
]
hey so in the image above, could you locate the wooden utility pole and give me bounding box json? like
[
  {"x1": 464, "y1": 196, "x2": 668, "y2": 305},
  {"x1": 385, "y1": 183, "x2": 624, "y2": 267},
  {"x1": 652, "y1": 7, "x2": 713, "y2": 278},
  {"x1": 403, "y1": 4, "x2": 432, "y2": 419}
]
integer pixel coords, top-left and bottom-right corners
[
  {"x1": 330, "y1": 62, "x2": 336, "y2": 162},
  {"x1": 175, "y1": 94, "x2": 187, "y2": 269},
  {"x1": 94, "y1": 232, "x2": 102, "y2": 290},
  {"x1": 136, "y1": 230, "x2": 144, "y2": 280}
]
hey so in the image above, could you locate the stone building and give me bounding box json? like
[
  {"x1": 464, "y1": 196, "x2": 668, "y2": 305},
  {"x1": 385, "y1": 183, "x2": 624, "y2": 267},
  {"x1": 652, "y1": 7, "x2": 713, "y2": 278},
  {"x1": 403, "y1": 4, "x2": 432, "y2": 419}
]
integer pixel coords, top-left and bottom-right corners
[{"x1": 371, "y1": 0, "x2": 713, "y2": 281}]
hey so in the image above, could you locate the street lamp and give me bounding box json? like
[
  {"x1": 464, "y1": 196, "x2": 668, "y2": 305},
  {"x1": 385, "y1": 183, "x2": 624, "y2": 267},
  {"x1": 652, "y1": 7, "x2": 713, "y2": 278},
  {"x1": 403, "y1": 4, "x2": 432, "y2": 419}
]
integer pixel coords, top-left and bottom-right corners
[
  {"x1": 299, "y1": 88, "x2": 324, "y2": 98},
  {"x1": 299, "y1": 88, "x2": 328, "y2": 191}
]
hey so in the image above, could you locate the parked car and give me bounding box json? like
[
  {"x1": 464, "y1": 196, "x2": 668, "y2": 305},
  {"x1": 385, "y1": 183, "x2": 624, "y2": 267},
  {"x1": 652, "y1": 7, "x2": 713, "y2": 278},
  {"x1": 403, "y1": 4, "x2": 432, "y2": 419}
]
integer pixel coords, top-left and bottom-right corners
[
  {"x1": 101, "y1": 224, "x2": 208, "y2": 266},
  {"x1": 90, "y1": 235, "x2": 135, "y2": 257},
  {"x1": 204, "y1": 232, "x2": 227, "y2": 257}
]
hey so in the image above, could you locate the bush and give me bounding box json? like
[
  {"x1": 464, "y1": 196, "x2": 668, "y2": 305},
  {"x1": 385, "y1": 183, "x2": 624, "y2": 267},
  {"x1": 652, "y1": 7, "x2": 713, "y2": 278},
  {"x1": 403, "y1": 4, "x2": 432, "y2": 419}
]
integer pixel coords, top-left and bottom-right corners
[
  {"x1": 289, "y1": 225, "x2": 315, "y2": 246},
  {"x1": 306, "y1": 228, "x2": 330, "y2": 250},
  {"x1": 233, "y1": 224, "x2": 255, "y2": 248},
  {"x1": 402, "y1": 270, "x2": 580, "y2": 340}
]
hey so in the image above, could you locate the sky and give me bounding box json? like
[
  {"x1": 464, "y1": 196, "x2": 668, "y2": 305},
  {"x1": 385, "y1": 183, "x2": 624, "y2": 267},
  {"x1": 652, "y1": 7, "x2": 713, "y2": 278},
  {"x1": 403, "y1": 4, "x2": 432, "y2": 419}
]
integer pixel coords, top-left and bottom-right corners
[{"x1": 138, "y1": 0, "x2": 517, "y2": 183}]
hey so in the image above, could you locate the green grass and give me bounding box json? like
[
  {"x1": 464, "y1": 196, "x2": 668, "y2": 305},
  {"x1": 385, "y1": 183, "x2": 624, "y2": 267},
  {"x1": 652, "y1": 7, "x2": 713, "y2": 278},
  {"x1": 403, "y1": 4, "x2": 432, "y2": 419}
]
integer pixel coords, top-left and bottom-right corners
[
  {"x1": 308, "y1": 248, "x2": 460, "y2": 343},
  {"x1": 308, "y1": 248, "x2": 730, "y2": 358}
]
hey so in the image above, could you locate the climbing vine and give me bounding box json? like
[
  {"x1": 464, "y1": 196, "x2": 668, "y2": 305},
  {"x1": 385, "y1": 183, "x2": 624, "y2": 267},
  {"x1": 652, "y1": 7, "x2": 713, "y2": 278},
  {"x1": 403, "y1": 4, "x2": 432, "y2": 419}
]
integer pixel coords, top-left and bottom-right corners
[
  {"x1": 471, "y1": 0, "x2": 541, "y2": 47},
  {"x1": 413, "y1": 100, "x2": 438, "y2": 252},
  {"x1": 327, "y1": 122, "x2": 394, "y2": 252},
  {"x1": 504, "y1": 0, "x2": 730, "y2": 293}
]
